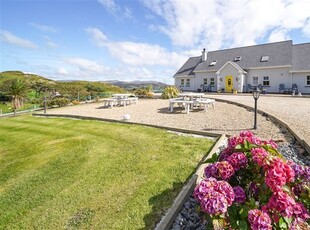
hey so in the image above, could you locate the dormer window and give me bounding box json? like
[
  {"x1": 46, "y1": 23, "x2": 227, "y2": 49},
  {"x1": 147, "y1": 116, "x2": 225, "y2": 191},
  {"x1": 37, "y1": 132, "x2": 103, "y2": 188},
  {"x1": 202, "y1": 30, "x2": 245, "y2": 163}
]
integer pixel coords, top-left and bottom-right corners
[
  {"x1": 261, "y1": 56, "x2": 269, "y2": 62},
  {"x1": 234, "y1": 56, "x2": 242, "y2": 62},
  {"x1": 209, "y1": 60, "x2": 217, "y2": 66}
]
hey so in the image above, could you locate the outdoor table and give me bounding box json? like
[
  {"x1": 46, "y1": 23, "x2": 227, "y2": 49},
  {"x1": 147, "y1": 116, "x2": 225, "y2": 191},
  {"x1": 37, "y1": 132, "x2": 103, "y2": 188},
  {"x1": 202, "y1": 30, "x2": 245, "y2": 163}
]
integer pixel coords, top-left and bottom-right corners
[
  {"x1": 178, "y1": 93, "x2": 204, "y2": 109},
  {"x1": 169, "y1": 99, "x2": 194, "y2": 114}
]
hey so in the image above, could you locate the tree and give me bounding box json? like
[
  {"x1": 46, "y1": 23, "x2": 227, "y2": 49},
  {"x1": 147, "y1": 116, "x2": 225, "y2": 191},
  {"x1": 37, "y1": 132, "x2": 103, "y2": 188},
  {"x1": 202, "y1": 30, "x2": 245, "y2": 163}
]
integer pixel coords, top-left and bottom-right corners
[
  {"x1": 7, "y1": 79, "x2": 29, "y2": 116},
  {"x1": 30, "y1": 79, "x2": 55, "y2": 98}
]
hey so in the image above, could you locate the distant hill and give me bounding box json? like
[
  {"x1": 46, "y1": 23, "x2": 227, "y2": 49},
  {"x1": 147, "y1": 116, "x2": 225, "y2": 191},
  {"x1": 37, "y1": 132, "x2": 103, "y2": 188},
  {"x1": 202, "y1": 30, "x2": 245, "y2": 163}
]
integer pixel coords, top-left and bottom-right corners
[
  {"x1": 0, "y1": 71, "x2": 51, "y2": 84},
  {"x1": 104, "y1": 80, "x2": 171, "y2": 90}
]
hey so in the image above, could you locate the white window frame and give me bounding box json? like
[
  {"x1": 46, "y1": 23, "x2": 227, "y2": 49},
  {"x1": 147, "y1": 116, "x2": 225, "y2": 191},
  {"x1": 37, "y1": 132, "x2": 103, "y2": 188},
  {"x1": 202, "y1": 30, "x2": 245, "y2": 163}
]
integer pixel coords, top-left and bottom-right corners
[
  {"x1": 209, "y1": 60, "x2": 217, "y2": 66},
  {"x1": 263, "y1": 76, "x2": 270, "y2": 86},
  {"x1": 306, "y1": 75, "x2": 310, "y2": 86},
  {"x1": 210, "y1": 78, "x2": 215, "y2": 86},
  {"x1": 253, "y1": 76, "x2": 258, "y2": 86},
  {"x1": 186, "y1": 79, "x2": 190, "y2": 87},
  {"x1": 180, "y1": 79, "x2": 185, "y2": 87},
  {"x1": 203, "y1": 78, "x2": 208, "y2": 85},
  {"x1": 261, "y1": 56, "x2": 269, "y2": 62}
]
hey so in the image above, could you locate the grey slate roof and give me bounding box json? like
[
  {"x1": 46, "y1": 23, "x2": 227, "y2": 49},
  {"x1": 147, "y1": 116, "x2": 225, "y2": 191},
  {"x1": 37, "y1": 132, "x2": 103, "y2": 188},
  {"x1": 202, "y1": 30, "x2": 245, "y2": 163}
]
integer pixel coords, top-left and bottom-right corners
[
  {"x1": 174, "y1": 40, "x2": 310, "y2": 77},
  {"x1": 292, "y1": 43, "x2": 310, "y2": 71},
  {"x1": 194, "y1": 40, "x2": 292, "y2": 72},
  {"x1": 173, "y1": 56, "x2": 201, "y2": 77}
]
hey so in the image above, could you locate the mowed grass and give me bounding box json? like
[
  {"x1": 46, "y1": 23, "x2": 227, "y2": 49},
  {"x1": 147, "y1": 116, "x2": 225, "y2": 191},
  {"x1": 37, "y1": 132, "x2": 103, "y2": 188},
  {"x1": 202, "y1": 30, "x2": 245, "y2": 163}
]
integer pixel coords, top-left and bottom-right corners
[{"x1": 0, "y1": 115, "x2": 214, "y2": 229}]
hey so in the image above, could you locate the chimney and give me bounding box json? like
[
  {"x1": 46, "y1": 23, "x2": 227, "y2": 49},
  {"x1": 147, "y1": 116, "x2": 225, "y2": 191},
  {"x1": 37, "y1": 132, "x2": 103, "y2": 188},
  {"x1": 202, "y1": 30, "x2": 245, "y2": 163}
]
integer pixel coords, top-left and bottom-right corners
[{"x1": 202, "y1": 48, "x2": 207, "y2": 62}]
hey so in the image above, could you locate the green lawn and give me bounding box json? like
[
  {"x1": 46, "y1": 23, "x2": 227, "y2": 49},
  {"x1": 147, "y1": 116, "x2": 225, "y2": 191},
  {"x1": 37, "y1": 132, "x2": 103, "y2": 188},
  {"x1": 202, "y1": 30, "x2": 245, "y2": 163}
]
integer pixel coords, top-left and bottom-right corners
[{"x1": 0, "y1": 115, "x2": 214, "y2": 229}]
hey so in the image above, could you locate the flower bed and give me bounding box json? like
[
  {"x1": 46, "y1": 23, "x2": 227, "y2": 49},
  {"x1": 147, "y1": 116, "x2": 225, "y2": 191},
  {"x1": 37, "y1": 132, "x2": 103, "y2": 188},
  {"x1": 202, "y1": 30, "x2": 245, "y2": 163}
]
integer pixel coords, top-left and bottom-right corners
[{"x1": 194, "y1": 131, "x2": 310, "y2": 229}]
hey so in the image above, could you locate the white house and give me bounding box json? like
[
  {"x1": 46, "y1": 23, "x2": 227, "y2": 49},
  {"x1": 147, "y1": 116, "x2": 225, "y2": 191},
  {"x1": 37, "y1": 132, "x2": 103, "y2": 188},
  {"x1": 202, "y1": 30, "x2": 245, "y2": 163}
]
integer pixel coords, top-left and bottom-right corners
[{"x1": 174, "y1": 40, "x2": 310, "y2": 94}]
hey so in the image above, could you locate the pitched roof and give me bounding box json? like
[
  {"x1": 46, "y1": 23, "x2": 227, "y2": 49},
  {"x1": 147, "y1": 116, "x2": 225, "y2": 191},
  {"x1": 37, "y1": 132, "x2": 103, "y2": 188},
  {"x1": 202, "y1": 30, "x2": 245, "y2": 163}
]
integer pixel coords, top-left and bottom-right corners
[
  {"x1": 194, "y1": 40, "x2": 293, "y2": 72},
  {"x1": 173, "y1": 56, "x2": 201, "y2": 77},
  {"x1": 292, "y1": 42, "x2": 310, "y2": 71}
]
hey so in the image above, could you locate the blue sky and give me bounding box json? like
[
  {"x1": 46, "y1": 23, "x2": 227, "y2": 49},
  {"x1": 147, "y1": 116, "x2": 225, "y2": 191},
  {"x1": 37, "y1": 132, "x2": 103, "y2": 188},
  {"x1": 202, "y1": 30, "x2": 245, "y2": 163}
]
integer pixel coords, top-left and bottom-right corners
[{"x1": 1, "y1": 0, "x2": 310, "y2": 84}]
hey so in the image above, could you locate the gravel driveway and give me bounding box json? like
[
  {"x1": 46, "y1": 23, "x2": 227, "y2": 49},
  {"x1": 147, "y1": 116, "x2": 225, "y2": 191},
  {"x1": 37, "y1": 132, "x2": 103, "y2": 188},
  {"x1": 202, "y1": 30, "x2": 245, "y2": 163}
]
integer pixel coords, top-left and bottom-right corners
[{"x1": 39, "y1": 95, "x2": 307, "y2": 144}]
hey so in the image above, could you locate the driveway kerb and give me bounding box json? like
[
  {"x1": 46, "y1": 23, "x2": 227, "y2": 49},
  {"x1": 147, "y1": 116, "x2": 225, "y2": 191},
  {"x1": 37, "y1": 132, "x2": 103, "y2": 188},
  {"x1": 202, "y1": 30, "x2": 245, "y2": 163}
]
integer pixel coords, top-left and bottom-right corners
[{"x1": 210, "y1": 98, "x2": 310, "y2": 154}]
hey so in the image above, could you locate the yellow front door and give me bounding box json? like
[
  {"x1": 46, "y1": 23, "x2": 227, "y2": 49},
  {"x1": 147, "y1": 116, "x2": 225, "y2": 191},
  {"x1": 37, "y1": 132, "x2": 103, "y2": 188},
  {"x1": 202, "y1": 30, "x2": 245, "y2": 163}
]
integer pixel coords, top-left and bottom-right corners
[{"x1": 225, "y1": 76, "x2": 233, "y2": 92}]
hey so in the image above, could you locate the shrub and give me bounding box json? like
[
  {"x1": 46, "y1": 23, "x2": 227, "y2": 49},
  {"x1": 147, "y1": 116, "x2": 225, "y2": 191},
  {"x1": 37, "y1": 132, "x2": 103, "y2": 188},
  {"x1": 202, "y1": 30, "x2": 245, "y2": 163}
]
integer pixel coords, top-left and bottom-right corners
[
  {"x1": 161, "y1": 86, "x2": 179, "y2": 99},
  {"x1": 194, "y1": 131, "x2": 310, "y2": 229},
  {"x1": 71, "y1": 100, "x2": 80, "y2": 105}
]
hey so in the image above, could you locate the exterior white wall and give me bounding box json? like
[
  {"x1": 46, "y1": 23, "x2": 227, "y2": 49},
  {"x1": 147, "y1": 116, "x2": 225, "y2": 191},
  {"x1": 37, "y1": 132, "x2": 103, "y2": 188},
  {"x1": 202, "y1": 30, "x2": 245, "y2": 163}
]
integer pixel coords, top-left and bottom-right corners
[
  {"x1": 292, "y1": 73, "x2": 310, "y2": 94},
  {"x1": 246, "y1": 68, "x2": 291, "y2": 93},
  {"x1": 174, "y1": 76, "x2": 195, "y2": 91},
  {"x1": 194, "y1": 72, "x2": 218, "y2": 91}
]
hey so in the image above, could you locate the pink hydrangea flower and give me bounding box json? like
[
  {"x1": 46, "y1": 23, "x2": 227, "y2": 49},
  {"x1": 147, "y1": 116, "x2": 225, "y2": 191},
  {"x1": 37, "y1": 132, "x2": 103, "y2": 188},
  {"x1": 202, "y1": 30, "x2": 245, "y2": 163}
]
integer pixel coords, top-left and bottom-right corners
[
  {"x1": 194, "y1": 177, "x2": 235, "y2": 215},
  {"x1": 248, "y1": 209, "x2": 272, "y2": 230},
  {"x1": 216, "y1": 161, "x2": 235, "y2": 180},
  {"x1": 227, "y1": 152, "x2": 248, "y2": 171},
  {"x1": 262, "y1": 140, "x2": 278, "y2": 149},
  {"x1": 251, "y1": 147, "x2": 269, "y2": 168},
  {"x1": 233, "y1": 186, "x2": 246, "y2": 203},
  {"x1": 267, "y1": 191, "x2": 296, "y2": 218},
  {"x1": 265, "y1": 158, "x2": 295, "y2": 191},
  {"x1": 218, "y1": 147, "x2": 234, "y2": 161}
]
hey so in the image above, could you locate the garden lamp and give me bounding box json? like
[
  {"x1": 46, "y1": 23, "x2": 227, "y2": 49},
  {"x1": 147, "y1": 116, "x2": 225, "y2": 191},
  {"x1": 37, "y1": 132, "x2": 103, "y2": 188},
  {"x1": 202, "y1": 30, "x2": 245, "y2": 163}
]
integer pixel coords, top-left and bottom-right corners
[{"x1": 252, "y1": 88, "x2": 261, "y2": 129}]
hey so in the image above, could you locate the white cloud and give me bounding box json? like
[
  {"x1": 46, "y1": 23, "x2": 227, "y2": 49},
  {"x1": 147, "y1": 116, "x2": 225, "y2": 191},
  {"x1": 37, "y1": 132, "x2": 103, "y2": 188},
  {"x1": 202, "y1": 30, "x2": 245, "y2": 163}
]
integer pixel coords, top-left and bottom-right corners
[
  {"x1": 57, "y1": 68, "x2": 69, "y2": 76},
  {"x1": 85, "y1": 27, "x2": 188, "y2": 68},
  {"x1": 303, "y1": 18, "x2": 310, "y2": 37},
  {"x1": 268, "y1": 28, "x2": 290, "y2": 43},
  {"x1": 141, "y1": 0, "x2": 310, "y2": 50},
  {"x1": 85, "y1": 27, "x2": 108, "y2": 47},
  {"x1": 97, "y1": 0, "x2": 132, "y2": 20},
  {"x1": 29, "y1": 22, "x2": 59, "y2": 33},
  {"x1": 0, "y1": 30, "x2": 38, "y2": 49},
  {"x1": 65, "y1": 57, "x2": 108, "y2": 74}
]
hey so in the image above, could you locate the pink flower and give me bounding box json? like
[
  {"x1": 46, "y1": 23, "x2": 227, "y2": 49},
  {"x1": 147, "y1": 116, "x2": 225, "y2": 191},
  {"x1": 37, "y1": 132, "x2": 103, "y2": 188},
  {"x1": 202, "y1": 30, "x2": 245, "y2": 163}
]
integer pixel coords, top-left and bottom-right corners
[
  {"x1": 248, "y1": 209, "x2": 272, "y2": 230},
  {"x1": 251, "y1": 148, "x2": 269, "y2": 168},
  {"x1": 227, "y1": 152, "x2": 248, "y2": 171},
  {"x1": 216, "y1": 161, "x2": 235, "y2": 180},
  {"x1": 265, "y1": 158, "x2": 295, "y2": 191},
  {"x1": 262, "y1": 140, "x2": 278, "y2": 149},
  {"x1": 194, "y1": 178, "x2": 235, "y2": 215},
  {"x1": 218, "y1": 147, "x2": 233, "y2": 161},
  {"x1": 267, "y1": 191, "x2": 296, "y2": 217}
]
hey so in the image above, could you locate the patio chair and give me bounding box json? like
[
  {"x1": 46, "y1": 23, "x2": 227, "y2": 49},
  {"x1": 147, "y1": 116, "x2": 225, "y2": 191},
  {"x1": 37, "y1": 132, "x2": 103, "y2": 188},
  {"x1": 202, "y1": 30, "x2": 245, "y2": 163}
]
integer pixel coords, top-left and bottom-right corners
[
  {"x1": 279, "y1": 84, "x2": 285, "y2": 93},
  {"x1": 247, "y1": 84, "x2": 253, "y2": 93},
  {"x1": 292, "y1": 84, "x2": 298, "y2": 94}
]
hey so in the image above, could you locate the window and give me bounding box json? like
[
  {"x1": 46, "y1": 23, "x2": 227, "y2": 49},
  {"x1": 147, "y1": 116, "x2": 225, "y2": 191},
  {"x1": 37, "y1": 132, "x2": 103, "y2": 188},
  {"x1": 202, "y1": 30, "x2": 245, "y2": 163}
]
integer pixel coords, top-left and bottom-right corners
[
  {"x1": 210, "y1": 78, "x2": 215, "y2": 86},
  {"x1": 261, "y1": 56, "x2": 269, "y2": 62},
  {"x1": 253, "y1": 76, "x2": 258, "y2": 85},
  {"x1": 180, "y1": 79, "x2": 184, "y2": 86},
  {"x1": 307, "y1": 75, "x2": 310, "y2": 86},
  {"x1": 234, "y1": 56, "x2": 242, "y2": 62},
  {"x1": 263, "y1": 76, "x2": 269, "y2": 86},
  {"x1": 186, "y1": 79, "x2": 190, "y2": 87},
  {"x1": 209, "y1": 60, "x2": 217, "y2": 66},
  {"x1": 203, "y1": 78, "x2": 208, "y2": 85}
]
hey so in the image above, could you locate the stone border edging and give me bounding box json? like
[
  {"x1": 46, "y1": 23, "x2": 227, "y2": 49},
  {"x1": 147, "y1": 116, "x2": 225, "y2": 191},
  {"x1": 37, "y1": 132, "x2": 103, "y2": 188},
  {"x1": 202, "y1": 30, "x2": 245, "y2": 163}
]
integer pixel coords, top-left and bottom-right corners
[
  {"x1": 154, "y1": 134, "x2": 227, "y2": 230},
  {"x1": 32, "y1": 113, "x2": 223, "y2": 137},
  {"x1": 210, "y1": 98, "x2": 310, "y2": 155}
]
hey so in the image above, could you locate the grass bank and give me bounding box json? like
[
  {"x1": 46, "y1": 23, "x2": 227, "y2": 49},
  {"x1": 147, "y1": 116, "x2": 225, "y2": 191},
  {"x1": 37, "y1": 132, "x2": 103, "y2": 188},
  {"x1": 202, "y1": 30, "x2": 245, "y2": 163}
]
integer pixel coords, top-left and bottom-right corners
[{"x1": 0, "y1": 115, "x2": 214, "y2": 229}]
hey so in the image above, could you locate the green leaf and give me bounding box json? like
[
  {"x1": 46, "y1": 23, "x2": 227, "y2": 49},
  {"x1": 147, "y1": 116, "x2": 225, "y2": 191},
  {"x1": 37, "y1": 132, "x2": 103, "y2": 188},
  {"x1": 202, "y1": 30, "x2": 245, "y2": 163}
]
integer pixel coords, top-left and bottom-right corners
[
  {"x1": 204, "y1": 153, "x2": 218, "y2": 163},
  {"x1": 239, "y1": 220, "x2": 249, "y2": 230},
  {"x1": 279, "y1": 217, "x2": 287, "y2": 229}
]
